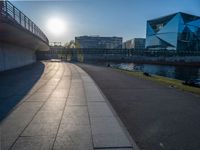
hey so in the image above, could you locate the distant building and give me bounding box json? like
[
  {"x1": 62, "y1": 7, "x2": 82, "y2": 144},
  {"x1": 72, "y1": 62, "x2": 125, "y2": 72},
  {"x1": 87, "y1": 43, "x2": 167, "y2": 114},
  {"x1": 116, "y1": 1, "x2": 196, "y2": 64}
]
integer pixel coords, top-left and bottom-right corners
[
  {"x1": 49, "y1": 42, "x2": 62, "y2": 47},
  {"x1": 50, "y1": 45, "x2": 63, "y2": 51},
  {"x1": 75, "y1": 36, "x2": 122, "y2": 49},
  {"x1": 49, "y1": 42, "x2": 63, "y2": 51},
  {"x1": 146, "y1": 12, "x2": 200, "y2": 51},
  {"x1": 123, "y1": 38, "x2": 145, "y2": 49}
]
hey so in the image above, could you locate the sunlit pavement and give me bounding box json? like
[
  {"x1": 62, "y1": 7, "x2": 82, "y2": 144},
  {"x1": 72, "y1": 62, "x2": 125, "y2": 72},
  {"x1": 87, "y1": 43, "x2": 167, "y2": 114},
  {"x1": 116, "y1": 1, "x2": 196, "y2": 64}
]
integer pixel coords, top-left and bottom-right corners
[{"x1": 0, "y1": 62, "x2": 136, "y2": 150}]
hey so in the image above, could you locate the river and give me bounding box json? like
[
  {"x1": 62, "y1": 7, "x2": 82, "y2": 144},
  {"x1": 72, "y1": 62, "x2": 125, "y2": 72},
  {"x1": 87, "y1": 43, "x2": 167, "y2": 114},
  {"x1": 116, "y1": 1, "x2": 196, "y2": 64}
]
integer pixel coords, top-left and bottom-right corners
[{"x1": 110, "y1": 63, "x2": 200, "y2": 81}]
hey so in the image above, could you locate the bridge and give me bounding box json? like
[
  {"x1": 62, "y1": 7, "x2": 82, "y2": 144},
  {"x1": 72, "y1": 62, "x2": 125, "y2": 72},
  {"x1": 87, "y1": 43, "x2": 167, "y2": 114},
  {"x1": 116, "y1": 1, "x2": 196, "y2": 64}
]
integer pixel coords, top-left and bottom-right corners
[
  {"x1": 0, "y1": 0, "x2": 49, "y2": 71},
  {"x1": 36, "y1": 47, "x2": 200, "y2": 65}
]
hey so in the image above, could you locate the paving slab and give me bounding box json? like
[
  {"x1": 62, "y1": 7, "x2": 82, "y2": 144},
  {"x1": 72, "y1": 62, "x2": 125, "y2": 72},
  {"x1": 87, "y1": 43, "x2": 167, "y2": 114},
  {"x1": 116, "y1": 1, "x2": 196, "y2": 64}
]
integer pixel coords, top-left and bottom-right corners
[
  {"x1": 11, "y1": 136, "x2": 54, "y2": 150},
  {"x1": 61, "y1": 115, "x2": 90, "y2": 125},
  {"x1": 21, "y1": 122, "x2": 60, "y2": 137},
  {"x1": 31, "y1": 111, "x2": 63, "y2": 123},
  {"x1": 88, "y1": 102, "x2": 114, "y2": 117},
  {"x1": 40, "y1": 101, "x2": 66, "y2": 111},
  {"x1": 90, "y1": 116, "x2": 132, "y2": 148},
  {"x1": 64, "y1": 106, "x2": 89, "y2": 118},
  {"x1": 53, "y1": 136, "x2": 93, "y2": 150},
  {"x1": 67, "y1": 96, "x2": 87, "y2": 106}
]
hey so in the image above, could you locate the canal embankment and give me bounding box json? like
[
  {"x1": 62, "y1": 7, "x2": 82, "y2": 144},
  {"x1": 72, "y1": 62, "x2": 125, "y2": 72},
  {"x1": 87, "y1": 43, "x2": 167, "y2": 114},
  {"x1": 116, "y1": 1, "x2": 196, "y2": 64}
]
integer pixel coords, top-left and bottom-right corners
[{"x1": 113, "y1": 68, "x2": 200, "y2": 96}]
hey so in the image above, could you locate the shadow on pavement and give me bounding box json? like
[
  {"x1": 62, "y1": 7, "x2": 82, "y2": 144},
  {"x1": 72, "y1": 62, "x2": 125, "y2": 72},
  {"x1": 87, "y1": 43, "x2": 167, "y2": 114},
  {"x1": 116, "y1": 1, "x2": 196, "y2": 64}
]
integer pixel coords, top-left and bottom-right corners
[{"x1": 0, "y1": 62, "x2": 45, "y2": 121}]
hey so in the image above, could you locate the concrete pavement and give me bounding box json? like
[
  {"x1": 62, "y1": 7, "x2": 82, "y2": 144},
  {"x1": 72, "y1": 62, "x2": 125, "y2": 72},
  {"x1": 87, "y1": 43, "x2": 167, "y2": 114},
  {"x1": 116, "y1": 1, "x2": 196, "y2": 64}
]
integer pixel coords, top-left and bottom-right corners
[
  {"x1": 78, "y1": 63, "x2": 200, "y2": 150},
  {"x1": 0, "y1": 61, "x2": 136, "y2": 150}
]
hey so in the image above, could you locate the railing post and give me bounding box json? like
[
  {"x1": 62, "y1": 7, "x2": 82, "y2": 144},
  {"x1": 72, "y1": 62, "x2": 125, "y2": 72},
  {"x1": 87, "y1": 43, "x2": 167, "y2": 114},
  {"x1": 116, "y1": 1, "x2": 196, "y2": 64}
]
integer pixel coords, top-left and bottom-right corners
[
  {"x1": 19, "y1": 12, "x2": 21, "y2": 25},
  {"x1": 5, "y1": 1, "x2": 7, "y2": 17},
  {"x1": 28, "y1": 19, "x2": 30, "y2": 31},
  {"x1": 13, "y1": 4, "x2": 15, "y2": 19},
  {"x1": 31, "y1": 22, "x2": 33, "y2": 32},
  {"x1": 0, "y1": 1, "x2": 3, "y2": 18},
  {"x1": 24, "y1": 16, "x2": 26, "y2": 28}
]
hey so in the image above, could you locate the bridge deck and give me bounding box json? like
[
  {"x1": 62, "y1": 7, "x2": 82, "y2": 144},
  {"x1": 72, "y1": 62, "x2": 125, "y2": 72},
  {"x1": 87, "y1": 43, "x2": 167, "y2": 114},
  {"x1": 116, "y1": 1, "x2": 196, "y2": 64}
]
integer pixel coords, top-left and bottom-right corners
[{"x1": 0, "y1": 0, "x2": 49, "y2": 51}]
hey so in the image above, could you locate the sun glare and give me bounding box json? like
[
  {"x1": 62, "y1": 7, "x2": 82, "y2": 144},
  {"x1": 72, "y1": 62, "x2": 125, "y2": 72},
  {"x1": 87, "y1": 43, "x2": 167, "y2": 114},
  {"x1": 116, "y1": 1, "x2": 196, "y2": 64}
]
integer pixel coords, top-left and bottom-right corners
[{"x1": 47, "y1": 18, "x2": 66, "y2": 36}]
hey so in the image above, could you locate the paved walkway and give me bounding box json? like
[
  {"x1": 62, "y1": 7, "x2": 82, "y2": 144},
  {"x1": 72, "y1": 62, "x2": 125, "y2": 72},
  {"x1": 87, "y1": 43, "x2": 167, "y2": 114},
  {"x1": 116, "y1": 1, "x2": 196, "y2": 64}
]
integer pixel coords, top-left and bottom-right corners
[
  {"x1": 0, "y1": 62, "x2": 136, "y2": 150},
  {"x1": 78, "y1": 63, "x2": 200, "y2": 150}
]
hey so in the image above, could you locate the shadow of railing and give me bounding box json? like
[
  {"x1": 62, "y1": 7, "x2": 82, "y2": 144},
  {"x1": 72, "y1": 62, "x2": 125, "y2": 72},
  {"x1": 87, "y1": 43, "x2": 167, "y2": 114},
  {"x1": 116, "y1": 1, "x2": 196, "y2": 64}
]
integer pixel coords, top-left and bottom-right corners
[{"x1": 0, "y1": 62, "x2": 45, "y2": 121}]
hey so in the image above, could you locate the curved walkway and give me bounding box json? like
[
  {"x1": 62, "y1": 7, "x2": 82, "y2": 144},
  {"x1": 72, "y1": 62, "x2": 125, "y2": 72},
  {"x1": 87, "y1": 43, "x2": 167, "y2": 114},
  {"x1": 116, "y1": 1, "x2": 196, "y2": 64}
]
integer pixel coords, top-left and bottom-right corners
[{"x1": 0, "y1": 62, "x2": 135, "y2": 150}]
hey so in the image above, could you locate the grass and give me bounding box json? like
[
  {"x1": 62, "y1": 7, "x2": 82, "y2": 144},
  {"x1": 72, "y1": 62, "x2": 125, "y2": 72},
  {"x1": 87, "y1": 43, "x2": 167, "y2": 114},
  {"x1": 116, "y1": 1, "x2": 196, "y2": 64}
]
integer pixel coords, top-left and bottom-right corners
[{"x1": 113, "y1": 68, "x2": 200, "y2": 96}]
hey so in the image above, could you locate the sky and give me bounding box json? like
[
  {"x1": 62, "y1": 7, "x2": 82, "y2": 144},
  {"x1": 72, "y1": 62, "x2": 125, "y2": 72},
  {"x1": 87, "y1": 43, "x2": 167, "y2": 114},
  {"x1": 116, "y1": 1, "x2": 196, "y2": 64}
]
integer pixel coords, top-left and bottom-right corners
[{"x1": 11, "y1": 0, "x2": 200, "y2": 44}]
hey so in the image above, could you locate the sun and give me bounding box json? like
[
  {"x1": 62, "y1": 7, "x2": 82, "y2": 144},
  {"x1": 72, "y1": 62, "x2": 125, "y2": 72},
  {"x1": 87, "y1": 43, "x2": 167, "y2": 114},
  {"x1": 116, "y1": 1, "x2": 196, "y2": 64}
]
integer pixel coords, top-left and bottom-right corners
[{"x1": 47, "y1": 18, "x2": 66, "y2": 36}]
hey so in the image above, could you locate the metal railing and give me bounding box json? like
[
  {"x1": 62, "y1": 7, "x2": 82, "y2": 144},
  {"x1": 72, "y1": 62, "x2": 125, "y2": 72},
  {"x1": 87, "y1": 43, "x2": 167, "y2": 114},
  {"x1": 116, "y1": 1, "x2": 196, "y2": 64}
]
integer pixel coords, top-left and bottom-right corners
[
  {"x1": 0, "y1": 0, "x2": 48, "y2": 44},
  {"x1": 37, "y1": 48, "x2": 200, "y2": 57}
]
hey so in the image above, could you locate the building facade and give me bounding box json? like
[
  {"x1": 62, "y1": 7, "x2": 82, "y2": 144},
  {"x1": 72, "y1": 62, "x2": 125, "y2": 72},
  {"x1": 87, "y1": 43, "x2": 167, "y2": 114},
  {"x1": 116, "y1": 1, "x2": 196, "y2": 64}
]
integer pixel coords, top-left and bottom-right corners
[
  {"x1": 75, "y1": 36, "x2": 122, "y2": 49},
  {"x1": 145, "y1": 12, "x2": 200, "y2": 51},
  {"x1": 123, "y1": 38, "x2": 145, "y2": 49}
]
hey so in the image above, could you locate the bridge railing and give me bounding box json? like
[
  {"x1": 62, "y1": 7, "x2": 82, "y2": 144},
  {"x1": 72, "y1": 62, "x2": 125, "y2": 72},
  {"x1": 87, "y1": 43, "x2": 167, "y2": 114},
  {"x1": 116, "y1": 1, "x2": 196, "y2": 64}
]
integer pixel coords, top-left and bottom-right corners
[
  {"x1": 68, "y1": 48, "x2": 200, "y2": 57},
  {"x1": 37, "y1": 48, "x2": 200, "y2": 57},
  {"x1": 0, "y1": 0, "x2": 48, "y2": 44}
]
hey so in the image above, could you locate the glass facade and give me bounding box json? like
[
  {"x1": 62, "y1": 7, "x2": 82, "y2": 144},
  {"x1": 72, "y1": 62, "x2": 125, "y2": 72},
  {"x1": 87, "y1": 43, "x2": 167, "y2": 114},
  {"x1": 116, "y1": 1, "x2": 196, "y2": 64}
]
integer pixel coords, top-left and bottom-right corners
[{"x1": 145, "y1": 12, "x2": 200, "y2": 51}]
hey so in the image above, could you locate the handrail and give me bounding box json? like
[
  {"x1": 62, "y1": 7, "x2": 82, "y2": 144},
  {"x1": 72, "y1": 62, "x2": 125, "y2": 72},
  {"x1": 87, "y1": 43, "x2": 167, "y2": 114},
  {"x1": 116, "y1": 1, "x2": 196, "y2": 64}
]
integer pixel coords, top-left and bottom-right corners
[
  {"x1": 37, "y1": 48, "x2": 200, "y2": 56},
  {"x1": 0, "y1": 0, "x2": 49, "y2": 44}
]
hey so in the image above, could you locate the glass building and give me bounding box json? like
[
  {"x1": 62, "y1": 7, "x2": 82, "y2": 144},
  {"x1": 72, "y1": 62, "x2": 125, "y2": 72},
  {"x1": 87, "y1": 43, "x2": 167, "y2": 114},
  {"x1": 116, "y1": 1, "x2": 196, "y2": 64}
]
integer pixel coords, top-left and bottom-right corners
[{"x1": 145, "y1": 12, "x2": 200, "y2": 51}]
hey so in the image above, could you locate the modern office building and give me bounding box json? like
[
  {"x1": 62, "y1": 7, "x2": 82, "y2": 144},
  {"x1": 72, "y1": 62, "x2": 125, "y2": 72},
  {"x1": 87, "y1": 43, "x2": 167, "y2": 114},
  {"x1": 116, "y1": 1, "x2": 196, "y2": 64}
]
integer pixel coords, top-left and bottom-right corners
[
  {"x1": 75, "y1": 36, "x2": 122, "y2": 49},
  {"x1": 123, "y1": 38, "x2": 145, "y2": 49},
  {"x1": 145, "y1": 12, "x2": 200, "y2": 51}
]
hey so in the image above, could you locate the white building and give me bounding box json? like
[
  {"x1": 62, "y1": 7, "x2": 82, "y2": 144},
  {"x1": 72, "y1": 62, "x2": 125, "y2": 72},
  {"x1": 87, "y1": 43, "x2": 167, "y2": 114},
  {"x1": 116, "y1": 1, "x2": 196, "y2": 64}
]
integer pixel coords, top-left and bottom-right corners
[
  {"x1": 123, "y1": 38, "x2": 145, "y2": 49},
  {"x1": 75, "y1": 36, "x2": 122, "y2": 49}
]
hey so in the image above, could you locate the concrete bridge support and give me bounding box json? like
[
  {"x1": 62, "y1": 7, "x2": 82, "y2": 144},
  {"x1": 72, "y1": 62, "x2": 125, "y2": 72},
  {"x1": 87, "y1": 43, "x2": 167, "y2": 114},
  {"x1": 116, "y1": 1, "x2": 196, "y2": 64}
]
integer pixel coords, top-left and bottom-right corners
[{"x1": 0, "y1": 43, "x2": 36, "y2": 71}]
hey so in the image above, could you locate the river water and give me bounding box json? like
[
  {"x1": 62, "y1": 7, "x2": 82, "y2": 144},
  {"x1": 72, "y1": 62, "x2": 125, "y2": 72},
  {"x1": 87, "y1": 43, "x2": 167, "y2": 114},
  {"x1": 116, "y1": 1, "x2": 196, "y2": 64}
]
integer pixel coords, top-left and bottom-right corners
[{"x1": 110, "y1": 63, "x2": 200, "y2": 81}]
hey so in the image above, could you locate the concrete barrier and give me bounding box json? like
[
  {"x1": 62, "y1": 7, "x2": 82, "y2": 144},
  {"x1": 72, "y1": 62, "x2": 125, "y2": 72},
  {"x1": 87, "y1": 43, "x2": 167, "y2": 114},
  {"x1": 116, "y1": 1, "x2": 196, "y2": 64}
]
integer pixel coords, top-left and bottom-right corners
[{"x1": 0, "y1": 43, "x2": 36, "y2": 72}]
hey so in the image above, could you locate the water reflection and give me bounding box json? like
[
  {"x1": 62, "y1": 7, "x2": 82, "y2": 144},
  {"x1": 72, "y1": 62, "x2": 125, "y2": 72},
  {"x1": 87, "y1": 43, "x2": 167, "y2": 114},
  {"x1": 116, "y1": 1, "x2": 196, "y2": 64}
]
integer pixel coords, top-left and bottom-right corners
[
  {"x1": 111, "y1": 63, "x2": 200, "y2": 81},
  {"x1": 174, "y1": 67, "x2": 200, "y2": 81}
]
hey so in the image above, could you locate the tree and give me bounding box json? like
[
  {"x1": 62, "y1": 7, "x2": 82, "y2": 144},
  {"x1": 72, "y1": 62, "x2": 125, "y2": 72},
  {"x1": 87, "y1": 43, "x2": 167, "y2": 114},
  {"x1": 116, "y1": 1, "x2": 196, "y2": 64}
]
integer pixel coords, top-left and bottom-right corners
[{"x1": 65, "y1": 40, "x2": 75, "y2": 48}]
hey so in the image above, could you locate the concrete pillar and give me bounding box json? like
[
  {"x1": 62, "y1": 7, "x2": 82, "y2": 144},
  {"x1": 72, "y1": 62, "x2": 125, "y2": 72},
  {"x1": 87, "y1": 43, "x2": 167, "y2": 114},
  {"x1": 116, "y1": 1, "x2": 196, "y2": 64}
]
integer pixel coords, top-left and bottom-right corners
[{"x1": 0, "y1": 43, "x2": 36, "y2": 72}]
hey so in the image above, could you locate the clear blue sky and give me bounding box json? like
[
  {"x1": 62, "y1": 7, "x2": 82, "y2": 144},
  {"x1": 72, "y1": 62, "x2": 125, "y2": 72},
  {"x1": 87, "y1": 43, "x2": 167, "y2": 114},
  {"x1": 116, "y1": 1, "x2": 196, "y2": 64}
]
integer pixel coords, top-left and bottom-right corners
[{"x1": 11, "y1": 0, "x2": 200, "y2": 44}]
